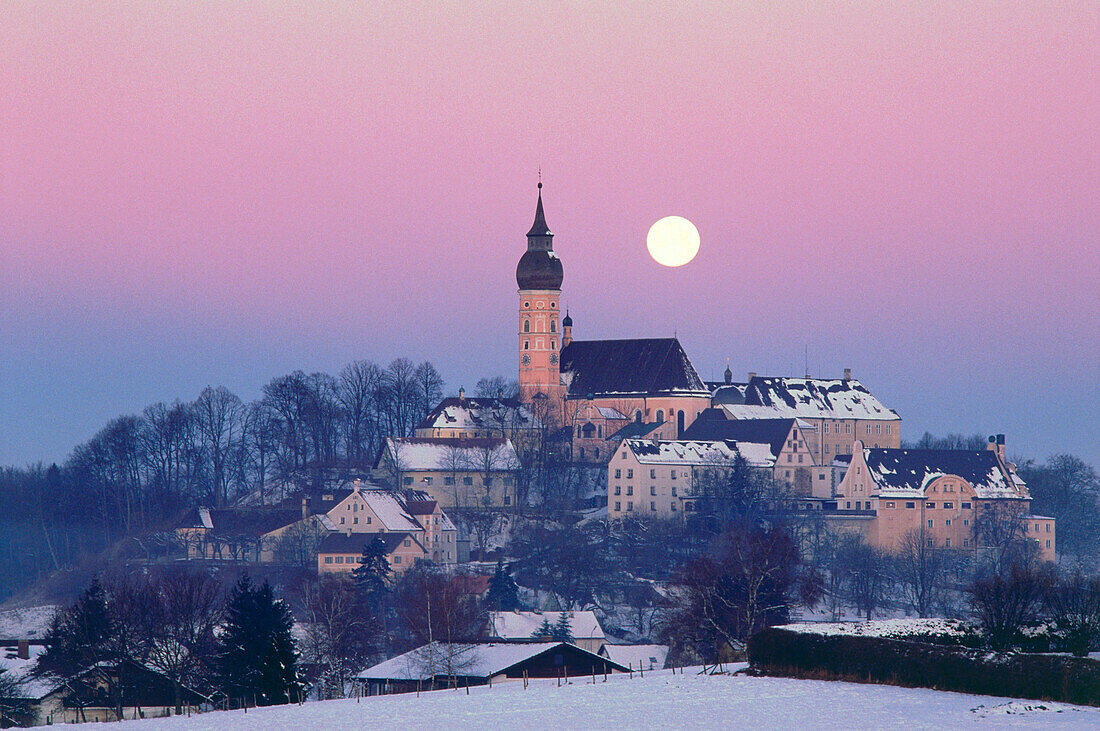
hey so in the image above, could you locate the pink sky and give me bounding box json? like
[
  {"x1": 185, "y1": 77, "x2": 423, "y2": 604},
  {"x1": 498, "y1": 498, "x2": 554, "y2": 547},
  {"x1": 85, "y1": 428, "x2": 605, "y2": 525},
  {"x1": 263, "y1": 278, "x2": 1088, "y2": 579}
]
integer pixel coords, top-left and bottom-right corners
[{"x1": 1, "y1": 2, "x2": 1098, "y2": 465}]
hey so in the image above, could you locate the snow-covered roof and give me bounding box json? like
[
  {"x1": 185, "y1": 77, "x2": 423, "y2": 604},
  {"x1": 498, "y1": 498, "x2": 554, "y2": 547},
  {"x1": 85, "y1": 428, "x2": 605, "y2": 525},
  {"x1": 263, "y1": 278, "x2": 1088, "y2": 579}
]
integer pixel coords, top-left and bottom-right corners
[
  {"x1": 599, "y1": 644, "x2": 669, "y2": 671},
  {"x1": 720, "y1": 377, "x2": 899, "y2": 422},
  {"x1": 357, "y1": 641, "x2": 623, "y2": 681},
  {"x1": 0, "y1": 643, "x2": 55, "y2": 699},
  {"x1": 355, "y1": 489, "x2": 422, "y2": 532},
  {"x1": 489, "y1": 611, "x2": 605, "y2": 641},
  {"x1": 595, "y1": 406, "x2": 629, "y2": 420},
  {"x1": 418, "y1": 397, "x2": 541, "y2": 433},
  {"x1": 621, "y1": 439, "x2": 776, "y2": 468},
  {"x1": 859, "y1": 447, "x2": 1026, "y2": 499},
  {"x1": 384, "y1": 438, "x2": 520, "y2": 472}
]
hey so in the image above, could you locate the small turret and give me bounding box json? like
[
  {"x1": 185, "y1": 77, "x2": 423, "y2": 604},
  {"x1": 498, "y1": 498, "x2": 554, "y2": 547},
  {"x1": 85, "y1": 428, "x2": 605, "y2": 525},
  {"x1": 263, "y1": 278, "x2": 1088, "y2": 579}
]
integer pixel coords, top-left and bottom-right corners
[
  {"x1": 562, "y1": 310, "x2": 573, "y2": 346},
  {"x1": 724, "y1": 360, "x2": 733, "y2": 385}
]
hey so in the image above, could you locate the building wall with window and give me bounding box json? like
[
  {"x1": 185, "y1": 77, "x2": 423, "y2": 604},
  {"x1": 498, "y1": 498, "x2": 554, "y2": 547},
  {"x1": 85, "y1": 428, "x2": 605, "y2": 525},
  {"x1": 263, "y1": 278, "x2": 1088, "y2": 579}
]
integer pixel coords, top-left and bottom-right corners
[
  {"x1": 832, "y1": 440, "x2": 1055, "y2": 561},
  {"x1": 606, "y1": 439, "x2": 774, "y2": 520}
]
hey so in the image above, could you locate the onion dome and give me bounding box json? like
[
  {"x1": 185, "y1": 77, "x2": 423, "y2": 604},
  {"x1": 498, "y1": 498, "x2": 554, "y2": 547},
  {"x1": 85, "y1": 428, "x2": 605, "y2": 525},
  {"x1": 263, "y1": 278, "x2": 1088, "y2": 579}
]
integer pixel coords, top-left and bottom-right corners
[
  {"x1": 562, "y1": 310, "x2": 573, "y2": 327},
  {"x1": 516, "y1": 182, "x2": 563, "y2": 290}
]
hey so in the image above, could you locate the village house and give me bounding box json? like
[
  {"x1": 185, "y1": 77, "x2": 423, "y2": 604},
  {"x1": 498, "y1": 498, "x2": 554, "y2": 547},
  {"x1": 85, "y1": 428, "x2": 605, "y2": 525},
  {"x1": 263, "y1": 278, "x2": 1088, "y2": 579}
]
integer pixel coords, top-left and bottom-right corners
[
  {"x1": 827, "y1": 435, "x2": 1055, "y2": 561},
  {"x1": 487, "y1": 611, "x2": 607, "y2": 653},
  {"x1": 175, "y1": 483, "x2": 457, "y2": 567},
  {"x1": 377, "y1": 437, "x2": 521, "y2": 509},
  {"x1": 713, "y1": 370, "x2": 901, "y2": 464},
  {"x1": 316, "y1": 531, "x2": 430, "y2": 575},
  {"x1": 414, "y1": 392, "x2": 541, "y2": 443},
  {"x1": 356, "y1": 641, "x2": 627, "y2": 695},
  {"x1": 0, "y1": 656, "x2": 210, "y2": 726},
  {"x1": 607, "y1": 438, "x2": 776, "y2": 520},
  {"x1": 682, "y1": 414, "x2": 832, "y2": 497}
]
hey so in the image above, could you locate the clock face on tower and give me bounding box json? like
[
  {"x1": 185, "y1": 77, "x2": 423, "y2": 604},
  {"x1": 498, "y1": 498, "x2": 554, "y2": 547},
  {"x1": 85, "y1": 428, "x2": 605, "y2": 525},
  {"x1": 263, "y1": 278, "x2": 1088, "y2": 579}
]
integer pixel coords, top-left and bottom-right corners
[{"x1": 521, "y1": 354, "x2": 531, "y2": 365}]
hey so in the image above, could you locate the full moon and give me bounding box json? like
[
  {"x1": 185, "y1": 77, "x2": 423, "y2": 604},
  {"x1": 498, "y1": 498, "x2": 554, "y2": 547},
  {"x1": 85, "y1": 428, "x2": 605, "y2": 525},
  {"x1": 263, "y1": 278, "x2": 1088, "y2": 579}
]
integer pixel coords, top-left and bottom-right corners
[{"x1": 646, "y1": 216, "x2": 700, "y2": 267}]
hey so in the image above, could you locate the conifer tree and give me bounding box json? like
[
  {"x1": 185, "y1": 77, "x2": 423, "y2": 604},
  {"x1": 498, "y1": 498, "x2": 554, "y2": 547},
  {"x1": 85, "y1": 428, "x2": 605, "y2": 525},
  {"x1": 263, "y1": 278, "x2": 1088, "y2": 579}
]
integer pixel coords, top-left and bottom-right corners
[
  {"x1": 530, "y1": 617, "x2": 554, "y2": 641},
  {"x1": 216, "y1": 575, "x2": 300, "y2": 706},
  {"x1": 36, "y1": 578, "x2": 116, "y2": 678},
  {"x1": 352, "y1": 537, "x2": 392, "y2": 604},
  {"x1": 485, "y1": 561, "x2": 522, "y2": 612},
  {"x1": 552, "y1": 612, "x2": 574, "y2": 642}
]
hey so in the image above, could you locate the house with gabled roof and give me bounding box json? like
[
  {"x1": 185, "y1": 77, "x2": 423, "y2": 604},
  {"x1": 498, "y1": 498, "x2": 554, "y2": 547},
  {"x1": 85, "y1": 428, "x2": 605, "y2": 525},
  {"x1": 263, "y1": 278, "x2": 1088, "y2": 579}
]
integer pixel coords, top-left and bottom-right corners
[
  {"x1": 607, "y1": 438, "x2": 776, "y2": 520},
  {"x1": 317, "y1": 531, "x2": 429, "y2": 575},
  {"x1": 830, "y1": 435, "x2": 1055, "y2": 560},
  {"x1": 488, "y1": 611, "x2": 607, "y2": 653},
  {"x1": 415, "y1": 394, "x2": 542, "y2": 441},
  {"x1": 377, "y1": 437, "x2": 520, "y2": 510},
  {"x1": 356, "y1": 641, "x2": 627, "y2": 695},
  {"x1": 715, "y1": 370, "x2": 901, "y2": 465},
  {"x1": 682, "y1": 412, "x2": 831, "y2": 497}
]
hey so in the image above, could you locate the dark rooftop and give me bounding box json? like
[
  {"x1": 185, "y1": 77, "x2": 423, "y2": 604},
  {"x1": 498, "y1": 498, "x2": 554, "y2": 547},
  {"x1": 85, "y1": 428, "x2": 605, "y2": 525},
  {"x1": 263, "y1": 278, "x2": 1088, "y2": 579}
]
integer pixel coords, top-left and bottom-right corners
[
  {"x1": 559, "y1": 338, "x2": 707, "y2": 397},
  {"x1": 681, "y1": 412, "x2": 797, "y2": 457}
]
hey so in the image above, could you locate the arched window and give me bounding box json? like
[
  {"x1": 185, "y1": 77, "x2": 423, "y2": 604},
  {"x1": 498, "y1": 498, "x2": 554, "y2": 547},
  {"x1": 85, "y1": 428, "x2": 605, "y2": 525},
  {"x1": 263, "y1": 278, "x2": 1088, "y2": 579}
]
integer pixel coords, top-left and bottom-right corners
[
  {"x1": 634, "y1": 411, "x2": 642, "y2": 423},
  {"x1": 582, "y1": 422, "x2": 596, "y2": 438},
  {"x1": 677, "y1": 410, "x2": 685, "y2": 437},
  {"x1": 551, "y1": 340, "x2": 556, "y2": 350},
  {"x1": 523, "y1": 341, "x2": 529, "y2": 350},
  {"x1": 598, "y1": 425, "x2": 603, "y2": 438},
  {"x1": 576, "y1": 425, "x2": 581, "y2": 438},
  {"x1": 523, "y1": 320, "x2": 530, "y2": 333},
  {"x1": 550, "y1": 320, "x2": 556, "y2": 332},
  {"x1": 656, "y1": 409, "x2": 665, "y2": 423}
]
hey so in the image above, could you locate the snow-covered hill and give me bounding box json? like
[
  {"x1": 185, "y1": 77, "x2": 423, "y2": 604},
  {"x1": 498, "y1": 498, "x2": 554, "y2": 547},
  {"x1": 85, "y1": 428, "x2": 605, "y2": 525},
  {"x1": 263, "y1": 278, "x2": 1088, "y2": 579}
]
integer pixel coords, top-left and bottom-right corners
[{"x1": 82, "y1": 665, "x2": 1100, "y2": 729}]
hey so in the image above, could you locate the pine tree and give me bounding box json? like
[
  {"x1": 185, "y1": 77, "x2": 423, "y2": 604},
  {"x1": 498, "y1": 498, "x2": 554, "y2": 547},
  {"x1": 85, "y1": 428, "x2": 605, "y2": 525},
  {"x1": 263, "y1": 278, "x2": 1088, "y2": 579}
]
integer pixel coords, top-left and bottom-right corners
[
  {"x1": 216, "y1": 575, "x2": 300, "y2": 706},
  {"x1": 530, "y1": 617, "x2": 554, "y2": 641},
  {"x1": 36, "y1": 579, "x2": 116, "y2": 678},
  {"x1": 485, "y1": 561, "x2": 522, "y2": 612},
  {"x1": 351, "y1": 537, "x2": 392, "y2": 604},
  {"x1": 552, "y1": 612, "x2": 574, "y2": 642}
]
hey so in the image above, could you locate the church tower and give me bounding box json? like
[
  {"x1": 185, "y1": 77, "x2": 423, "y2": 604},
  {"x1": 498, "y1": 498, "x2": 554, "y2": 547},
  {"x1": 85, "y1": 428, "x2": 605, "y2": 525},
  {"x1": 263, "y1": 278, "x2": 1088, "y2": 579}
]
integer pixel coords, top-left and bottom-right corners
[{"x1": 516, "y1": 182, "x2": 564, "y2": 403}]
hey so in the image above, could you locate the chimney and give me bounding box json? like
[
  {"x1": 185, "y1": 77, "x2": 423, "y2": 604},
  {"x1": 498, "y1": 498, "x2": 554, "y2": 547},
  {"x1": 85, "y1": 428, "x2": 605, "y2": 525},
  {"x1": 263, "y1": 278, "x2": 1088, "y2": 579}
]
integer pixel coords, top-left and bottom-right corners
[
  {"x1": 748, "y1": 371, "x2": 757, "y2": 381},
  {"x1": 301, "y1": 496, "x2": 309, "y2": 520},
  {"x1": 17, "y1": 640, "x2": 29, "y2": 660},
  {"x1": 843, "y1": 368, "x2": 852, "y2": 381},
  {"x1": 987, "y1": 434, "x2": 1007, "y2": 461},
  {"x1": 458, "y1": 386, "x2": 465, "y2": 401}
]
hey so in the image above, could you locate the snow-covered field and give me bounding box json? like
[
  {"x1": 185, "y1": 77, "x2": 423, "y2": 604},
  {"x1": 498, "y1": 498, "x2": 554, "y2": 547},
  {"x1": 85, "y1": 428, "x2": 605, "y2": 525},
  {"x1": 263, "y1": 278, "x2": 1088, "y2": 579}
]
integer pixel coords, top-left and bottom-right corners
[
  {"x1": 80, "y1": 664, "x2": 1100, "y2": 730},
  {"x1": 0, "y1": 604, "x2": 55, "y2": 639}
]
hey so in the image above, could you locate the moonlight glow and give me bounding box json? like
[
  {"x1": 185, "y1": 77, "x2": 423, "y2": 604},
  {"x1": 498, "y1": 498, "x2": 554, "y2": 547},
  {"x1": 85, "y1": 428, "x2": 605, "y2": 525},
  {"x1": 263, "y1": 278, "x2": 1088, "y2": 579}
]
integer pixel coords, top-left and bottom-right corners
[{"x1": 646, "y1": 216, "x2": 700, "y2": 267}]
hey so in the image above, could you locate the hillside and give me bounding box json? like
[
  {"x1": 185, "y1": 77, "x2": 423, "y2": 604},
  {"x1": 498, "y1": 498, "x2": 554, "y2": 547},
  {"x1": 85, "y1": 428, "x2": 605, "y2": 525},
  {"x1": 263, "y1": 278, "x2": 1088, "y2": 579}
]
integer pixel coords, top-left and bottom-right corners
[{"x1": 80, "y1": 665, "x2": 1100, "y2": 730}]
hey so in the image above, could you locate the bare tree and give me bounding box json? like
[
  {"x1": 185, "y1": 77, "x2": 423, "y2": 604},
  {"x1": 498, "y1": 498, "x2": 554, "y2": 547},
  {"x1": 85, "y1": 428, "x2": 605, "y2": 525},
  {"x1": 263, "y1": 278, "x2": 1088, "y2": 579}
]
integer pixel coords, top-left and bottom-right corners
[
  {"x1": 894, "y1": 528, "x2": 951, "y2": 617},
  {"x1": 968, "y1": 563, "x2": 1042, "y2": 650},
  {"x1": 413, "y1": 361, "x2": 445, "y2": 427},
  {"x1": 193, "y1": 386, "x2": 243, "y2": 507},
  {"x1": 298, "y1": 575, "x2": 378, "y2": 698},
  {"x1": 1039, "y1": 568, "x2": 1100, "y2": 656},
  {"x1": 338, "y1": 360, "x2": 384, "y2": 467}
]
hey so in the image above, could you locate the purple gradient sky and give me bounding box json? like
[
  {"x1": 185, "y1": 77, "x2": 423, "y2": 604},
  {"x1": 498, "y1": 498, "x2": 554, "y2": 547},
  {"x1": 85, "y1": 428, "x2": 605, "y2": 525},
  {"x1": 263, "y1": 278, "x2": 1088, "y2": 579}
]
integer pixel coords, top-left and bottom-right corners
[{"x1": 1, "y1": 3, "x2": 1098, "y2": 466}]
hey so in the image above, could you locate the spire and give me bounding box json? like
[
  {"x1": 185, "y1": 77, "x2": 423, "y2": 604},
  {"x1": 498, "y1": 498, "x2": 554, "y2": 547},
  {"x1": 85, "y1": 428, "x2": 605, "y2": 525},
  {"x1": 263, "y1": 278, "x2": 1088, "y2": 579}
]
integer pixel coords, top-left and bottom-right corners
[{"x1": 526, "y1": 180, "x2": 553, "y2": 240}]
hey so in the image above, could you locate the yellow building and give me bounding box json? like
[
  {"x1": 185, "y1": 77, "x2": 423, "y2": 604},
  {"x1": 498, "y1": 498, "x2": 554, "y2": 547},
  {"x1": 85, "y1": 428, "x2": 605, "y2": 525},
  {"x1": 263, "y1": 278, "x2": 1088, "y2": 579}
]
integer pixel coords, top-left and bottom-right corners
[{"x1": 830, "y1": 436, "x2": 1055, "y2": 561}]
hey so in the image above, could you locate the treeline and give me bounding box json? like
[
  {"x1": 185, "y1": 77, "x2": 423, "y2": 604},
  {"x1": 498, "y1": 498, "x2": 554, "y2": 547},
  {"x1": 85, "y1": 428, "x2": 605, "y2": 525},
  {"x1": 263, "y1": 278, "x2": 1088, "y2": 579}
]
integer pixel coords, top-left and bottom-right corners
[
  {"x1": 14, "y1": 546, "x2": 526, "y2": 715},
  {"x1": 0, "y1": 358, "x2": 443, "y2": 603}
]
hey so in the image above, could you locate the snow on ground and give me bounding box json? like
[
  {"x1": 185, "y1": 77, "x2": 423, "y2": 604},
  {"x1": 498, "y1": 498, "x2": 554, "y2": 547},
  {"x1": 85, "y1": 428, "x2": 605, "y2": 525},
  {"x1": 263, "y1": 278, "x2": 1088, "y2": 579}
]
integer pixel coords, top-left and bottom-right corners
[
  {"x1": 778, "y1": 618, "x2": 973, "y2": 639},
  {"x1": 79, "y1": 664, "x2": 1100, "y2": 730},
  {"x1": 0, "y1": 604, "x2": 55, "y2": 639}
]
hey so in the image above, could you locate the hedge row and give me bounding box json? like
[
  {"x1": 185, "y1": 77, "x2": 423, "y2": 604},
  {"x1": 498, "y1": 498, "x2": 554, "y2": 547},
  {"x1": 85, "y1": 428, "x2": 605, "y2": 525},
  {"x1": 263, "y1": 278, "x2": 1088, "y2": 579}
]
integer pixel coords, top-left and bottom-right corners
[{"x1": 748, "y1": 627, "x2": 1100, "y2": 706}]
